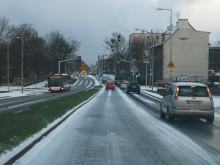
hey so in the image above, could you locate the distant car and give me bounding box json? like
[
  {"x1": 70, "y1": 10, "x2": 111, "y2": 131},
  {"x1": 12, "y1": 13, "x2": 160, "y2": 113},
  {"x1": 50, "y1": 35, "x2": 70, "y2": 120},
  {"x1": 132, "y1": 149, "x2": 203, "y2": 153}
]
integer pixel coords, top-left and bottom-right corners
[
  {"x1": 155, "y1": 80, "x2": 168, "y2": 95},
  {"x1": 115, "y1": 80, "x2": 120, "y2": 87},
  {"x1": 127, "y1": 82, "x2": 140, "y2": 94},
  {"x1": 105, "y1": 80, "x2": 115, "y2": 90},
  {"x1": 160, "y1": 82, "x2": 214, "y2": 123},
  {"x1": 120, "y1": 82, "x2": 127, "y2": 90}
]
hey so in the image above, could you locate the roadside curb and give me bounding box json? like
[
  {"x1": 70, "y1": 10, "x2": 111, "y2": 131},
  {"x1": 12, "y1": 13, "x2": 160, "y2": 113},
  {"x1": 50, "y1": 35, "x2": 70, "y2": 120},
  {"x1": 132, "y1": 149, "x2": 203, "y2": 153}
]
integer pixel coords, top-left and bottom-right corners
[
  {"x1": 2, "y1": 87, "x2": 104, "y2": 165},
  {"x1": 130, "y1": 93, "x2": 160, "y2": 112}
]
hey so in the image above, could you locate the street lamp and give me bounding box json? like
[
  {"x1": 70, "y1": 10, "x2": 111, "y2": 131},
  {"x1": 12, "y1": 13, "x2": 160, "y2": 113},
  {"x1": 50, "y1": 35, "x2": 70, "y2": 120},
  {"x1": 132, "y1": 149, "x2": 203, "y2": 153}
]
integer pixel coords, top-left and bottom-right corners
[
  {"x1": 156, "y1": 8, "x2": 174, "y2": 81},
  {"x1": 16, "y1": 35, "x2": 24, "y2": 94},
  {"x1": 5, "y1": 40, "x2": 10, "y2": 92},
  {"x1": 16, "y1": 24, "x2": 33, "y2": 94},
  {"x1": 156, "y1": 8, "x2": 173, "y2": 32},
  {"x1": 135, "y1": 28, "x2": 151, "y2": 86}
]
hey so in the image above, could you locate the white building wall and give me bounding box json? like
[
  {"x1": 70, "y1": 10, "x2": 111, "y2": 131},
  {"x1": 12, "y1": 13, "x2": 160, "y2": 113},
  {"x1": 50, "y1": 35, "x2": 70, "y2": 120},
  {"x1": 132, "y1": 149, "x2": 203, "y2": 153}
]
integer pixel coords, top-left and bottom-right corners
[{"x1": 163, "y1": 20, "x2": 210, "y2": 82}]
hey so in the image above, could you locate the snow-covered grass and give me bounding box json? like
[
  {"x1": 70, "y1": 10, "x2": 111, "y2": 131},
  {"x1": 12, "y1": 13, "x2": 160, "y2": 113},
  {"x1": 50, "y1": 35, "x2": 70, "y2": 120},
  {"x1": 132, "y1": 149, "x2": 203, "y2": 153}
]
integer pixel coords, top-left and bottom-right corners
[
  {"x1": 0, "y1": 81, "x2": 48, "y2": 99},
  {"x1": 0, "y1": 78, "x2": 78, "y2": 99}
]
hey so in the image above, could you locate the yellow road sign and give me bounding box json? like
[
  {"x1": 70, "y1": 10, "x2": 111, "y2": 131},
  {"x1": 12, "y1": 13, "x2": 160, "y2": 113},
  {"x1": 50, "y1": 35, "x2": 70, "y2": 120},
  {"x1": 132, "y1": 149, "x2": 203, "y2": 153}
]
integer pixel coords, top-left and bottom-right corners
[
  {"x1": 167, "y1": 60, "x2": 175, "y2": 74},
  {"x1": 81, "y1": 70, "x2": 87, "y2": 78},
  {"x1": 167, "y1": 60, "x2": 175, "y2": 69},
  {"x1": 80, "y1": 64, "x2": 87, "y2": 70}
]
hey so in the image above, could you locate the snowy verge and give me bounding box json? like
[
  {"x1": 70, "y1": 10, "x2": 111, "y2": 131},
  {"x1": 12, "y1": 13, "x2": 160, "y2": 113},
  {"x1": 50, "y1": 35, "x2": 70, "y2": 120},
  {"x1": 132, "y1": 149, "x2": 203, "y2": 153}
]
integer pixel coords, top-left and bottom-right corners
[
  {"x1": 0, "y1": 87, "x2": 103, "y2": 165},
  {"x1": 87, "y1": 75, "x2": 101, "y2": 86},
  {"x1": 72, "y1": 77, "x2": 79, "y2": 87},
  {"x1": 0, "y1": 81, "x2": 48, "y2": 99}
]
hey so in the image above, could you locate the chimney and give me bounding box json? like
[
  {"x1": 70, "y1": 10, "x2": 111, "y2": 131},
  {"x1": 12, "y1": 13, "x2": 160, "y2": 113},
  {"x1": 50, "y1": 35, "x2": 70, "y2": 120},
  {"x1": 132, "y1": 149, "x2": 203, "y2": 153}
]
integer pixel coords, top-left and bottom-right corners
[{"x1": 177, "y1": 19, "x2": 190, "y2": 29}]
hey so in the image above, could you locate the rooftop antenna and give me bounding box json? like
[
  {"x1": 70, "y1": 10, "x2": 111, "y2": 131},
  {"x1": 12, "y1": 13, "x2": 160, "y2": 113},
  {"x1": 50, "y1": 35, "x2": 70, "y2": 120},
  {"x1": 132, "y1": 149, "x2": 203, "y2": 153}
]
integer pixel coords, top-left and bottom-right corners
[{"x1": 176, "y1": 11, "x2": 181, "y2": 20}]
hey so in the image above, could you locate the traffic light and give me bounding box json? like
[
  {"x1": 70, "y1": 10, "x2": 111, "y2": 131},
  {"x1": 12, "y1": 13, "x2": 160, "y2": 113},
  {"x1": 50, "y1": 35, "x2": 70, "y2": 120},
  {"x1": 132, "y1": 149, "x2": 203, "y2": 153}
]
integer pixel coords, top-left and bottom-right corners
[{"x1": 76, "y1": 56, "x2": 81, "y2": 63}]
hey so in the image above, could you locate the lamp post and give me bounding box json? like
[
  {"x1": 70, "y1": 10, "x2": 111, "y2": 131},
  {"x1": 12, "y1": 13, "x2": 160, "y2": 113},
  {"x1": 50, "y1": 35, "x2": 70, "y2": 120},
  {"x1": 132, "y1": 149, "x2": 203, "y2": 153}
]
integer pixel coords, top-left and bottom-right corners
[
  {"x1": 7, "y1": 42, "x2": 10, "y2": 92},
  {"x1": 156, "y1": 8, "x2": 173, "y2": 33},
  {"x1": 16, "y1": 24, "x2": 33, "y2": 94},
  {"x1": 135, "y1": 29, "x2": 148, "y2": 85},
  {"x1": 156, "y1": 8, "x2": 174, "y2": 81},
  {"x1": 16, "y1": 35, "x2": 24, "y2": 94}
]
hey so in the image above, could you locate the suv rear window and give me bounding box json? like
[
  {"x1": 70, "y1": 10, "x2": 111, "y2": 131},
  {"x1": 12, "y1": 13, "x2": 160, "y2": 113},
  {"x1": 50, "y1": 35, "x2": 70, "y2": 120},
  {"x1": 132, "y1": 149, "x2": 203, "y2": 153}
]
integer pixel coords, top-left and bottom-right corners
[
  {"x1": 107, "y1": 80, "x2": 114, "y2": 83},
  {"x1": 177, "y1": 86, "x2": 209, "y2": 97},
  {"x1": 130, "y1": 83, "x2": 138, "y2": 86}
]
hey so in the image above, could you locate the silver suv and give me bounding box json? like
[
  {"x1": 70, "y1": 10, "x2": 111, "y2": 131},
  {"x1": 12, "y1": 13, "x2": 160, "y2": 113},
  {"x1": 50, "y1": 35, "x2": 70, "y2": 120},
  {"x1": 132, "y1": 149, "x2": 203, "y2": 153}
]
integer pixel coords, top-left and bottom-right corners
[{"x1": 160, "y1": 82, "x2": 214, "y2": 123}]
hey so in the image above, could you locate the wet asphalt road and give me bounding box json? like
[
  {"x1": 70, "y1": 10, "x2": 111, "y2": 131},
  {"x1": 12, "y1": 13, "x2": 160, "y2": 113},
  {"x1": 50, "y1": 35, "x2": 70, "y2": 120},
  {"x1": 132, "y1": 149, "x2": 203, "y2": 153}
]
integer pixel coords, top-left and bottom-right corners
[
  {"x1": 14, "y1": 87, "x2": 220, "y2": 165},
  {"x1": 0, "y1": 78, "x2": 94, "y2": 112}
]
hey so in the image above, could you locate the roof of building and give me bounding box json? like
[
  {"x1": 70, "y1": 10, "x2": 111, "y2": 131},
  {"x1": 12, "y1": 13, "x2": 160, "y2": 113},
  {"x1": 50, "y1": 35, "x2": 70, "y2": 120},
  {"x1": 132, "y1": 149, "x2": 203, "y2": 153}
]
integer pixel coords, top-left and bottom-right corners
[{"x1": 151, "y1": 19, "x2": 210, "y2": 48}]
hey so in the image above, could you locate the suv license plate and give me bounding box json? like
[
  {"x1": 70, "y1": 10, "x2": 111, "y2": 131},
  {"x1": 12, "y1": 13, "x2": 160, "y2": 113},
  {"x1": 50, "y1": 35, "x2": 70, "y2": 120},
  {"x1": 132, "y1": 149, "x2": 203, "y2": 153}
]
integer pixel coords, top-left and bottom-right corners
[{"x1": 187, "y1": 100, "x2": 201, "y2": 105}]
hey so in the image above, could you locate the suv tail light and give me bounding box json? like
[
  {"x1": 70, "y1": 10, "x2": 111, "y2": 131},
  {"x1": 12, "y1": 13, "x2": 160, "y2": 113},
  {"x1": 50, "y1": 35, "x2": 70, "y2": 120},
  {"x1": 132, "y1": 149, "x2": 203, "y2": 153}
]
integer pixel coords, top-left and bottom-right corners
[
  {"x1": 207, "y1": 87, "x2": 213, "y2": 102},
  {"x1": 175, "y1": 87, "x2": 180, "y2": 100}
]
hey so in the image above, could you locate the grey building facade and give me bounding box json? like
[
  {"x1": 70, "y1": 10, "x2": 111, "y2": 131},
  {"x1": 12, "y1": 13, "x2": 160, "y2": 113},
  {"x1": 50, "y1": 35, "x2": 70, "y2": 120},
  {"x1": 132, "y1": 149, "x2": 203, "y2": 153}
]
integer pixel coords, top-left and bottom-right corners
[
  {"x1": 209, "y1": 47, "x2": 220, "y2": 72},
  {"x1": 151, "y1": 19, "x2": 210, "y2": 83}
]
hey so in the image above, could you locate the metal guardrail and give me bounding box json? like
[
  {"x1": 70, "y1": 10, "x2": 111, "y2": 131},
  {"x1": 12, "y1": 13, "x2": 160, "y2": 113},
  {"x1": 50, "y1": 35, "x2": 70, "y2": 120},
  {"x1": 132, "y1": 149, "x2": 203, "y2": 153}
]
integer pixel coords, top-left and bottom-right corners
[{"x1": 140, "y1": 90, "x2": 162, "y2": 103}]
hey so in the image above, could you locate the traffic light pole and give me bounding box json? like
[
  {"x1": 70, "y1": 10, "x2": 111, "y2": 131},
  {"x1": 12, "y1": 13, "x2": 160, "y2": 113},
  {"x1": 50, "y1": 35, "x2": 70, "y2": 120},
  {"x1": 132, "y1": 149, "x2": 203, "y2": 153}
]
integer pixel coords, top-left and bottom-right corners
[
  {"x1": 119, "y1": 59, "x2": 137, "y2": 82},
  {"x1": 58, "y1": 58, "x2": 77, "y2": 74}
]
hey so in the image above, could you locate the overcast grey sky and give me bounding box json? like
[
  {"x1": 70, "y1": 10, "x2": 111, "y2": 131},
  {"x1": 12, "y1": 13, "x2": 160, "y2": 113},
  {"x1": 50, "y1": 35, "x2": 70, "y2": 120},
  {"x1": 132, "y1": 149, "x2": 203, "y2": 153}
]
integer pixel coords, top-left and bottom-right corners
[{"x1": 0, "y1": 0, "x2": 220, "y2": 64}]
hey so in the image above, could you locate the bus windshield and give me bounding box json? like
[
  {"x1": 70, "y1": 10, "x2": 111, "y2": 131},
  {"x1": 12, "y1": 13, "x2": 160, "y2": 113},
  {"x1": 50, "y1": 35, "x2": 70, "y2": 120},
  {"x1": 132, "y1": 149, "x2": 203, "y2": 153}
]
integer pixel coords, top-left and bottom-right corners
[{"x1": 48, "y1": 78, "x2": 62, "y2": 87}]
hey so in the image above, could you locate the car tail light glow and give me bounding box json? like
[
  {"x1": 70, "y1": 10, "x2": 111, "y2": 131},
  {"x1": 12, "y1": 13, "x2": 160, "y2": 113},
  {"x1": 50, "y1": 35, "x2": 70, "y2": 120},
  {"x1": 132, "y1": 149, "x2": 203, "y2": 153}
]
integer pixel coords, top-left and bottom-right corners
[
  {"x1": 175, "y1": 87, "x2": 179, "y2": 100},
  {"x1": 175, "y1": 96, "x2": 179, "y2": 100},
  {"x1": 207, "y1": 87, "x2": 213, "y2": 102}
]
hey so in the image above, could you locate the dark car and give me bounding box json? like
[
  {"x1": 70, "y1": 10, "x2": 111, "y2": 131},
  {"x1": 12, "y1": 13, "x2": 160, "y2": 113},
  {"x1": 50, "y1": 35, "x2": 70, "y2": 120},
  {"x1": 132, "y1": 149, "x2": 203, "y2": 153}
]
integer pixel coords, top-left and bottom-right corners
[{"x1": 127, "y1": 82, "x2": 140, "y2": 94}]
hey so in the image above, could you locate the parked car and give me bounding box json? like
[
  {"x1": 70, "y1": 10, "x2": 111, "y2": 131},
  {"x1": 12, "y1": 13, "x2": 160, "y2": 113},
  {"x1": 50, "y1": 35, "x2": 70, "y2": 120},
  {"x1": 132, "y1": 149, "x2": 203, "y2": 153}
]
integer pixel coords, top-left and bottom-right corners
[
  {"x1": 154, "y1": 80, "x2": 167, "y2": 87},
  {"x1": 105, "y1": 80, "x2": 115, "y2": 90},
  {"x1": 160, "y1": 82, "x2": 214, "y2": 123},
  {"x1": 155, "y1": 80, "x2": 168, "y2": 95},
  {"x1": 127, "y1": 82, "x2": 140, "y2": 94}
]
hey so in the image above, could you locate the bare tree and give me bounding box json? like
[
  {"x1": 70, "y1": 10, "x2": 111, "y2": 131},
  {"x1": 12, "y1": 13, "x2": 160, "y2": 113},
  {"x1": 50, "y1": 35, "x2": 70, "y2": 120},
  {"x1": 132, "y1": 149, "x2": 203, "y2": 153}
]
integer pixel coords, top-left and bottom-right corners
[
  {"x1": 0, "y1": 16, "x2": 10, "y2": 43},
  {"x1": 104, "y1": 32, "x2": 128, "y2": 59}
]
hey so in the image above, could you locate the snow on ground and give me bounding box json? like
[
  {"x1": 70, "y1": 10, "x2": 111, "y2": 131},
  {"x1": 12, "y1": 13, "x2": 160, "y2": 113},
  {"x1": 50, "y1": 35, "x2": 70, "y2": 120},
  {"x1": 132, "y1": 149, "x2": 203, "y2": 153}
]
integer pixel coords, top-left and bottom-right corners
[
  {"x1": 26, "y1": 81, "x2": 47, "y2": 88},
  {"x1": 142, "y1": 90, "x2": 163, "y2": 99},
  {"x1": 0, "y1": 81, "x2": 48, "y2": 99},
  {"x1": 87, "y1": 75, "x2": 101, "y2": 86},
  {"x1": 213, "y1": 96, "x2": 220, "y2": 108},
  {"x1": 141, "y1": 85, "x2": 157, "y2": 92}
]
